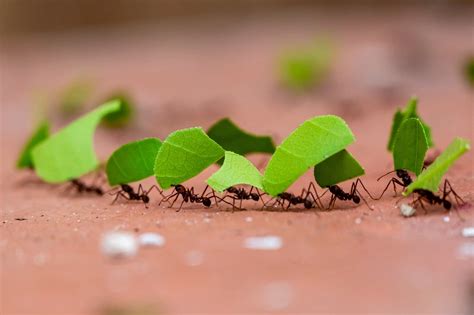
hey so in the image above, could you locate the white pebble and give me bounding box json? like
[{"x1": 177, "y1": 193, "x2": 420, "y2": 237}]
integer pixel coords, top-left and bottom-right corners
[
  {"x1": 185, "y1": 250, "x2": 204, "y2": 266},
  {"x1": 138, "y1": 232, "x2": 165, "y2": 247},
  {"x1": 244, "y1": 236, "x2": 282, "y2": 250},
  {"x1": 400, "y1": 203, "x2": 416, "y2": 217},
  {"x1": 354, "y1": 217, "x2": 362, "y2": 224},
  {"x1": 462, "y1": 227, "x2": 474, "y2": 238},
  {"x1": 101, "y1": 232, "x2": 137, "y2": 258},
  {"x1": 443, "y1": 216, "x2": 450, "y2": 223},
  {"x1": 245, "y1": 217, "x2": 253, "y2": 222},
  {"x1": 457, "y1": 242, "x2": 474, "y2": 259}
]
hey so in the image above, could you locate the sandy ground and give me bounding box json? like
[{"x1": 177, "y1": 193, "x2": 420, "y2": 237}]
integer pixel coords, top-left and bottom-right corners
[{"x1": 1, "y1": 6, "x2": 474, "y2": 315}]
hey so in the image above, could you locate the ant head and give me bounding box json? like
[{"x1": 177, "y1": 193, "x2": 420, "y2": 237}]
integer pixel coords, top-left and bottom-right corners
[
  {"x1": 173, "y1": 185, "x2": 186, "y2": 193},
  {"x1": 329, "y1": 186, "x2": 338, "y2": 194},
  {"x1": 141, "y1": 195, "x2": 150, "y2": 203},
  {"x1": 304, "y1": 200, "x2": 313, "y2": 209},
  {"x1": 203, "y1": 198, "x2": 211, "y2": 207},
  {"x1": 250, "y1": 193, "x2": 259, "y2": 201},
  {"x1": 443, "y1": 200, "x2": 451, "y2": 210},
  {"x1": 121, "y1": 184, "x2": 133, "y2": 193},
  {"x1": 396, "y1": 169, "x2": 406, "y2": 178},
  {"x1": 226, "y1": 187, "x2": 238, "y2": 193},
  {"x1": 353, "y1": 195, "x2": 361, "y2": 204}
]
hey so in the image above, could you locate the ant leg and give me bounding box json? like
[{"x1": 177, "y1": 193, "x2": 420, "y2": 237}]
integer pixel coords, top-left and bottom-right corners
[
  {"x1": 111, "y1": 191, "x2": 130, "y2": 204},
  {"x1": 443, "y1": 179, "x2": 465, "y2": 206},
  {"x1": 147, "y1": 185, "x2": 170, "y2": 205},
  {"x1": 376, "y1": 178, "x2": 404, "y2": 200},
  {"x1": 168, "y1": 193, "x2": 181, "y2": 209},
  {"x1": 328, "y1": 195, "x2": 336, "y2": 210},
  {"x1": 350, "y1": 181, "x2": 372, "y2": 210},
  {"x1": 176, "y1": 199, "x2": 186, "y2": 212},
  {"x1": 254, "y1": 188, "x2": 267, "y2": 207},
  {"x1": 307, "y1": 182, "x2": 325, "y2": 209},
  {"x1": 353, "y1": 179, "x2": 376, "y2": 200}
]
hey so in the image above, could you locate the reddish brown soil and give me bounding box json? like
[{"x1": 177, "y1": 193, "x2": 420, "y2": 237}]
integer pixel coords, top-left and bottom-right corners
[{"x1": 1, "y1": 7, "x2": 474, "y2": 315}]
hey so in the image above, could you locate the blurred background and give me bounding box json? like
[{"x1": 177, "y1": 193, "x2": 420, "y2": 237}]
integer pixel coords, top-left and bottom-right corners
[{"x1": 1, "y1": 1, "x2": 474, "y2": 314}]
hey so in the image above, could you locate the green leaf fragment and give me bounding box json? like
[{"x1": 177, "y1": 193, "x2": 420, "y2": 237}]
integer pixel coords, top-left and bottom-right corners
[
  {"x1": 263, "y1": 115, "x2": 355, "y2": 196},
  {"x1": 206, "y1": 151, "x2": 263, "y2": 192},
  {"x1": 314, "y1": 150, "x2": 364, "y2": 187},
  {"x1": 16, "y1": 120, "x2": 50, "y2": 169},
  {"x1": 393, "y1": 118, "x2": 429, "y2": 175},
  {"x1": 154, "y1": 127, "x2": 225, "y2": 189},
  {"x1": 31, "y1": 100, "x2": 121, "y2": 183},
  {"x1": 387, "y1": 97, "x2": 433, "y2": 151},
  {"x1": 207, "y1": 118, "x2": 275, "y2": 164},
  {"x1": 102, "y1": 94, "x2": 135, "y2": 128},
  {"x1": 106, "y1": 138, "x2": 162, "y2": 186},
  {"x1": 404, "y1": 138, "x2": 470, "y2": 195}
]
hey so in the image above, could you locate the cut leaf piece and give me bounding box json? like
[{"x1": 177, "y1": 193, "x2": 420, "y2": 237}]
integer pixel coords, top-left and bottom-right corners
[
  {"x1": 207, "y1": 118, "x2": 275, "y2": 164},
  {"x1": 393, "y1": 118, "x2": 429, "y2": 175},
  {"x1": 404, "y1": 138, "x2": 470, "y2": 195},
  {"x1": 31, "y1": 100, "x2": 120, "y2": 183},
  {"x1": 17, "y1": 120, "x2": 50, "y2": 169},
  {"x1": 314, "y1": 150, "x2": 364, "y2": 187},
  {"x1": 106, "y1": 138, "x2": 162, "y2": 186},
  {"x1": 206, "y1": 151, "x2": 263, "y2": 192},
  {"x1": 154, "y1": 127, "x2": 225, "y2": 189},
  {"x1": 387, "y1": 97, "x2": 433, "y2": 151},
  {"x1": 263, "y1": 115, "x2": 355, "y2": 196}
]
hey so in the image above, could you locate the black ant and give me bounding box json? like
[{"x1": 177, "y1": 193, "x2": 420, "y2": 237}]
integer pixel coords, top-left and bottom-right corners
[
  {"x1": 411, "y1": 179, "x2": 465, "y2": 212},
  {"x1": 220, "y1": 186, "x2": 266, "y2": 211},
  {"x1": 110, "y1": 184, "x2": 164, "y2": 208},
  {"x1": 67, "y1": 179, "x2": 104, "y2": 196},
  {"x1": 376, "y1": 169, "x2": 413, "y2": 199},
  {"x1": 326, "y1": 179, "x2": 375, "y2": 210},
  {"x1": 265, "y1": 183, "x2": 323, "y2": 210},
  {"x1": 160, "y1": 185, "x2": 218, "y2": 212}
]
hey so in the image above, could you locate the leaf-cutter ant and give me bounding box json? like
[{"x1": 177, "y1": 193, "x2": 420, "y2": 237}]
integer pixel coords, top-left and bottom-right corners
[
  {"x1": 376, "y1": 169, "x2": 413, "y2": 199},
  {"x1": 67, "y1": 178, "x2": 104, "y2": 196},
  {"x1": 325, "y1": 179, "x2": 375, "y2": 210},
  {"x1": 411, "y1": 179, "x2": 465, "y2": 212},
  {"x1": 160, "y1": 185, "x2": 219, "y2": 212},
  {"x1": 110, "y1": 184, "x2": 165, "y2": 208},
  {"x1": 220, "y1": 186, "x2": 266, "y2": 211},
  {"x1": 265, "y1": 183, "x2": 323, "y2": 210}
]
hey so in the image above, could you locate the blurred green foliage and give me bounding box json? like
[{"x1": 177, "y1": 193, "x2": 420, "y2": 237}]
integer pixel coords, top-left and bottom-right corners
[
  {"x1": 278, "y1": 40, "x2": 333, "y2": 91},
  {"x1": 58, "y1": 80, "x2": 93, "y2": 116},
  {"x1": 464, "y1": 56, "x2": 474, "y2": 87},
  {"x1": 102, "y1": 93, "x2": 135, "y2": 128}
]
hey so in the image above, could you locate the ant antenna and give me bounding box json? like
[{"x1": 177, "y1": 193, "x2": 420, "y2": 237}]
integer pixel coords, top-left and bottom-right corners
[{"x1": 377, "y1": 170, "x2": 397, "y2": 181}]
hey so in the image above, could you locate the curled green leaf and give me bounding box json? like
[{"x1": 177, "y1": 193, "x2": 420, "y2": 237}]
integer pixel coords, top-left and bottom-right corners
[
  {"x1": 17, "y1": 120, "x2": 50, "y2": 169},
  {"x1": 154, "y1": 127, "x2": 225, "y2": 189},
  {"x1": 263, "y1": 115, "x2": 355, "y2": 196},
  {"x1": 206, "y1": 151, "x2": 263, "y2": 192},
  {"x1": 314, "y1": 150, "x2": 364, "y2": 187},
  {"x1": 32, "y1": 100, "x2": 121, "y2": 183},
  {"x1": 393, "y1": 118, "x2": 429, "y2": 175},
  {"x1": 387, "y1": 97, "x2": 433, "y2": 151},
  {"x1": 207, "y1": 118, "x2": 275, "y2": 163},
  {"x1": 106, "y1": 138, "x2": 162, "y2": 186},
  {"x1": 404, "y1": 138, "x2": 470, "y2": 195}
]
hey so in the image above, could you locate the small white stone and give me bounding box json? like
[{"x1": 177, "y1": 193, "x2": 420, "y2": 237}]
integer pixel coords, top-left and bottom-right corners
[
  {"x1": 101, "y1": 232, "x2": 137, "y2": 258},
  {"x1": 354, "y1": 217, "x2": 362, "y2": 224},
  {"x1": 400, "y1": 203, "x2": 416, "y2": 217},
  {"x1": 443, "y1": 216, "x2": 450, "y2": 223},
  {"x1": 244, "y1": 236, "x2": 282, "y2": 250},
  {"x1": 457, "y1": 242, "x2": 474, "y2": 259},
  {"x1": 203, "y1": 217, "x2": 211, "y2": 223},
  {"x1": 185, "y1": 250, "x2": 204, "y2": 266},
  {"x1": 138, "y1": 233, "x2": 166, "y2": 247},
  {"x1": 462, "y1": 227, "x2": 474, "y2": 238},
  {"x1": 245, "y1": 217, "x2": 253, "y2": 223}
]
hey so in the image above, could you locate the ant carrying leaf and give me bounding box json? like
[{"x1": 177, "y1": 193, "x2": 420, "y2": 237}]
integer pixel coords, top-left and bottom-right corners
[
  {"x1": 110, "y1": 184, "x2": 165, "y2": 208},
  {"x1": 159, "y1": 185, "x2": 219, "y2": 212}
]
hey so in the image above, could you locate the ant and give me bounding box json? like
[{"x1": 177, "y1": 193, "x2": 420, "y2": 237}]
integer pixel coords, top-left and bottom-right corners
[
  {"x1": 325, "y1": 179, "x2": 375, "y2": 210},
  {"x1": 110, "y1": 184, "x2": 165, "y2": 208},
  {"x1": 67, "y1": 178, "x2": 104, "y2": 196},
  {"x1": 160, "y1": 184, "x2": 218, "y2": 212},
  {"x1": 376, "y1": 169, "x2": 413, "y2": 199},
  {"x1": 220, "y1": 186, "x2": 266, "y2": 211},
  {"x1": 265, "y1": 183, "x2": 323, "y2": 210},
  {"x1": 411, "y1": 179, "x2": 465, "y2": 212}
]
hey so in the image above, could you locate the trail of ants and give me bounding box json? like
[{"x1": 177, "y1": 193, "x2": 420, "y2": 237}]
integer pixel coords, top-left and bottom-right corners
[
  {"x1": 159, "y1": 185, "x2": 219, "y2": 212},
  {"x1": 110, "y1": 184, "x2": 165, "y2": 208}
]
